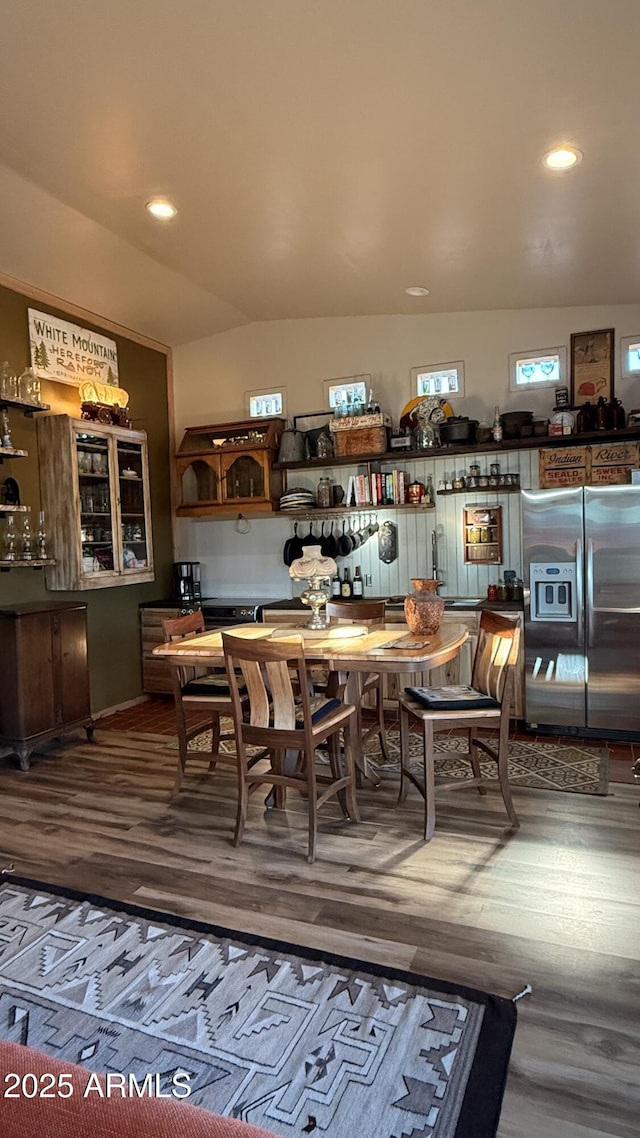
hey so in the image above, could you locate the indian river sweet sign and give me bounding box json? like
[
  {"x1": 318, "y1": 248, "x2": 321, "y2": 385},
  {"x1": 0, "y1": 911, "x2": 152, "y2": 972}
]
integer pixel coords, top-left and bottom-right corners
[{"x1": 28, "y1": 309, "x2": 119, "y2": 387}]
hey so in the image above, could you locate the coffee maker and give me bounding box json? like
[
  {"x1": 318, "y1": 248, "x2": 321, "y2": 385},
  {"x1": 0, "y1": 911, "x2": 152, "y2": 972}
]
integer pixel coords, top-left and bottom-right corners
[{"x1": 174, "y1": 561, "x2": 202, "y2": 609}]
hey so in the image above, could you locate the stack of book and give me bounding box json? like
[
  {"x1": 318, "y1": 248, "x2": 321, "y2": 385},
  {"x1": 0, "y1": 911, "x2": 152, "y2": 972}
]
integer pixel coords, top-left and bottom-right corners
[{"x1": 346, "y1": 469, "x2": 408, "y2": 507}]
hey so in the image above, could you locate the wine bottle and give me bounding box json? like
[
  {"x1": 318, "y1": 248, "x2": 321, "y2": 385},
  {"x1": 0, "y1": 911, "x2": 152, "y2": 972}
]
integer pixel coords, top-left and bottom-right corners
[
  {"x1": 341, "y1": 568, "x2": 352, "y2": 599},
  {"x1": 492, "y1": 406, "x2": 502, "y2": 443},
  {"x1": 331, "y1": 569, "x2": 341, "y2": 598},
  {"x1": 353, "y1": 566, "x2": 364, "y2": 598}
]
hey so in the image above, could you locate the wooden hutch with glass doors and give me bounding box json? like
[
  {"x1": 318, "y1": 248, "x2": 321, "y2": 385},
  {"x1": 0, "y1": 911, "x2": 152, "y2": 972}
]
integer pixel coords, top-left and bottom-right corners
[{"x1": 176, "y1": 417, "x2": 284, "y2": 516}]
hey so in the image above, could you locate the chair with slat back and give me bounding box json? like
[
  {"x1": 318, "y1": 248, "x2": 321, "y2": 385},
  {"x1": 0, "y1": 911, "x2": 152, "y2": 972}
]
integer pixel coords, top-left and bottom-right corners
[
  {"x1": 324, "y1": 600, "x2": 391, "y2": 780},
  {"x1": 222, "y1": 631, "x2": 360, "y2": 863},
  {"x1": 161, "y1": 611, "x2": 241, "y2": 796},
  {"x1": 397, "y1": 610, "x2": 521, "y2": 841}
]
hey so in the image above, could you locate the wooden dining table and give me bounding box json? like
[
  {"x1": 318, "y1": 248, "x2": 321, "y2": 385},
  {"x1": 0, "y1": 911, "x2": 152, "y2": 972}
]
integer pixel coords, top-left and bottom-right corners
[{"x1": 154, "y1": 620, "x2": 469, "y2": 781}]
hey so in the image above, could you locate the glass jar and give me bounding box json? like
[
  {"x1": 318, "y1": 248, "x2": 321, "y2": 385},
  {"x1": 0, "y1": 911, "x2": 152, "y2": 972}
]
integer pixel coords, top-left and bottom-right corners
[
  {"x1": 478, "y1": 474, "x2": 489, "y2": 487},
  {"x1": 316, "y1": 476, "x2": 332, "y2": 509},
  {"x1": 480, "y1": 525, "x2": 491, "y2": 543},
  {"x1": 469, "y1": 462, "x2": 481, "y2": 478},
  {"x1": 18, "y1": 367, "x2": 37, "y2": 403},
  {"x1": 497, "y1": 578, "x2": 508, "y2": 601},
  {"x1": 490, "y1": 461, "x2": 501, "y2": 477},
  {"x1": 487, "y1": 583, "x2": 498, "y2": 601},
  {"x1": 469, "y1": 525, "x2": 481, "y2": 543}
]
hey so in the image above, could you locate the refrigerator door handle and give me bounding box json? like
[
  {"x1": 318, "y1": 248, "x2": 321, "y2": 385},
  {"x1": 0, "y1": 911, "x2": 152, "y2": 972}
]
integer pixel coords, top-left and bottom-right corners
[
  {"x1": 586, "y1": 538, "x2": 594, "y2": 648},
  {"x1": 576, "y1": 537, "x2": 584, "y2": 645}
]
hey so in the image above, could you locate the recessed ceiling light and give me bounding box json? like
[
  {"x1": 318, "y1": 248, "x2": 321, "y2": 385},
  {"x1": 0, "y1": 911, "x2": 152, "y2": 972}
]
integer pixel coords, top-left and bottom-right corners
[
  {"x1": 542, "y1": 146, "x2": 582, "y2": 171},
  {"x1": 145, "y1": 199, "x2": 177, "y2": 220},
  {"x1": 405, "y1": 286, "x2": 430, "y2": 296}
]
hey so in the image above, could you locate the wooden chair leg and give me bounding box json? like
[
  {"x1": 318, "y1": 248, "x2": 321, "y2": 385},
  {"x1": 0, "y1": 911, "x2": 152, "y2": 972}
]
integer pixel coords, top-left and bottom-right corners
[
  {"x1": 342, "y1": 717, "x2": 361, "y2": 823},
  {"x1": 496, "y1": 724, "x2": 519, "y2": 828},
  {"x1": 305, "y1": 746, "x2": 318, "y2": 864},
  {"x1": 208, "y1": 713, "x2": 221, "y2": 772},
  {"x1": 469, "y1": 727, "x2": 487, "y2": 795},
  {"x1": 233, "y1": 747, "x2": 249, "y2": 847},
  {"x1": 398, "y1": 703, "x2": 411, "y2": 804},
  {"x1": 423, "y1": 719, "x2": 436, "y2": 842},
  {"x1": 172, "y1": 698, "x2": 190, "y2": 796},
  {"x1": 376, "y1": 677, "x2": 391, "y2": 763},
  {"x1": 328, "y1": 731, "x2": 349, "y2": 818}
]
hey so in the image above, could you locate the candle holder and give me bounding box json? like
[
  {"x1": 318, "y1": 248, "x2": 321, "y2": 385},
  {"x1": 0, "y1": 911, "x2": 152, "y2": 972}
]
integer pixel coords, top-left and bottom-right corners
[{"x1": 300, "y1": 575, "x2": 332, "y2": 629}]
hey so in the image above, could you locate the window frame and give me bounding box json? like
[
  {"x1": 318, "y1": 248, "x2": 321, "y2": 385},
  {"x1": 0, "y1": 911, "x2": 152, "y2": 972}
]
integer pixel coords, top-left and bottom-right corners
[
  {"x1": 323, "y1": 374, "x2": 371, "y2": 412},
  {"x1": 244, "y1": 386, "x2": 287, "y2": 419},
  {"x1": 621, "y1": 334, "x2": 640, "y2": 379},
  {"x1": 410, "y1": 360, "x2": 465, "y2": 399},
  {"x1": 508, "y1": 346, "x2": 566, "y2": 392}
]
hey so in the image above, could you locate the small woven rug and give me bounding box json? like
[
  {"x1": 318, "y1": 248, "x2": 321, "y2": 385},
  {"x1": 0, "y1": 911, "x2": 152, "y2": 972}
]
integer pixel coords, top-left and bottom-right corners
[
  {"x1": 173, "y1": 723, "x2": 609, "y2": 796},
  {"x1": 0, "y1": 876, "x2": 516, "y2": 1138}
]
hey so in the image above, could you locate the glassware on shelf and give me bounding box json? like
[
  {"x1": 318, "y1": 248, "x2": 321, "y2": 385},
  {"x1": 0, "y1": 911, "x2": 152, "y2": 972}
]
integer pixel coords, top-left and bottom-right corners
[
  {"x1": 2, "y1": 514, "x2": 17, "y2": 561},
  {"x1": 21, "y1": 515, "x2": 33, "y2": 561},
  {"x1": 18, "y1": 367, "x2": 39, "y2": 403},
  {"x1": 36, "y1": 511, "x2": 48, "y2": 559},
  {"x1": 1, "y1": 408, "x2": 11, "y2": 449},
  {"x1": 0, "y1": 361, "x2": 18, "y2": 401}
]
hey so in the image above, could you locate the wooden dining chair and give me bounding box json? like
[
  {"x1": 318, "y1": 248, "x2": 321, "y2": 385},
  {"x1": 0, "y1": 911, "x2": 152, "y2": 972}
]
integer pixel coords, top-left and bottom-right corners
[
  {"x1": 161, "y1": 611, "x2": 242, "y2": 796},
  {"x1": 222, "y1": 631, "x2": 360, "y2": 863},
  {"x1": 325, "y1": 600, "x2": 391, "y2": 771},
  {"x1": 397, "y1": 611, "x2": 521, "y2": 841}
]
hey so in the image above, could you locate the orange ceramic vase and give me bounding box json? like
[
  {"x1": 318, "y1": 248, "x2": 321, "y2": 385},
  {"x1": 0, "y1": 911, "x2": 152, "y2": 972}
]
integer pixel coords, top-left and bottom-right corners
[{"x1": 404, "y1": 578, "x2": 445, "y2": 636}]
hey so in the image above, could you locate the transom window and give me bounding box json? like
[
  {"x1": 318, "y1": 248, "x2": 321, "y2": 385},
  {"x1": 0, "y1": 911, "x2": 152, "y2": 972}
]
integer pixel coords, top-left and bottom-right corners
[
  {"x1": 509, "y1": 347, "x2": 565, "y2": 391},
  {"x1": 621, "y1": 335, "x2": 640, "y2": 377},
  {"x1": 411, "y1": 361, "x2": 464, "y2": 399},
  {"x1": 245, "y1": 388, "x2": 286, "y2": 418},
  {"x1": 324, "y1": 375, "x2": 370, "y2": 413}
]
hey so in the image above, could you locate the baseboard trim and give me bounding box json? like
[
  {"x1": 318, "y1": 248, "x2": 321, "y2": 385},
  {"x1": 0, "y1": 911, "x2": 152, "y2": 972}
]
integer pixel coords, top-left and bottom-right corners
[{"x1": 93, "y1": 695, "x2": 149, "y2": 720}]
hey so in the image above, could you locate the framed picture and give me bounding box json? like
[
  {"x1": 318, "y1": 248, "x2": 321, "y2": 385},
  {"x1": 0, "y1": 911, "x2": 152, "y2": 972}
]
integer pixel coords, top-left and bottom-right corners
[{"x1": 570, "y1": 328, "x2": 614, "y2": 406}]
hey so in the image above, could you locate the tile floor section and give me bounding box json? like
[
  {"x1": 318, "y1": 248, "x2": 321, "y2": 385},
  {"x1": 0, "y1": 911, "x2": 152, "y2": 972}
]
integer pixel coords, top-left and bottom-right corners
[{"x1": 98, "y1": 697, "x2": 638, "y2": 785}]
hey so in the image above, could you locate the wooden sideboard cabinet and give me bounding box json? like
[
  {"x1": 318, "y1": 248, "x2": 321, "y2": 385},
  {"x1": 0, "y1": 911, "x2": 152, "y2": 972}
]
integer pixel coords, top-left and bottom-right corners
[
  {"x1": 37, "y1": 414, "x2": 154, "y2": 590},
  {"x1": 0, "y1": 601, "x2": 93, "y2": 769}
]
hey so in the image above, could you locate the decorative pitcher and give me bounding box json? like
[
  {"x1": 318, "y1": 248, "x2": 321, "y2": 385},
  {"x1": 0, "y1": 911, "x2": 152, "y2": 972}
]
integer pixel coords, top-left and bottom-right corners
[{"x1": 404, "y1": 578, "x2": 445, "y2": 636}]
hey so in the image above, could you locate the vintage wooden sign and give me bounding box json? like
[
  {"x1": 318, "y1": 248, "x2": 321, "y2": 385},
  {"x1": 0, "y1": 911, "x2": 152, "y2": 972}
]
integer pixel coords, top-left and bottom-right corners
[
  {"x1": 539, "y1": 446, "x2": 589, "y2": 489},
  {"x1": 28, "y1": 308, "x2": 119, "y2": 388},
  {"x1": 589, "y1": 440, "x2": 640, "y2": 484}
]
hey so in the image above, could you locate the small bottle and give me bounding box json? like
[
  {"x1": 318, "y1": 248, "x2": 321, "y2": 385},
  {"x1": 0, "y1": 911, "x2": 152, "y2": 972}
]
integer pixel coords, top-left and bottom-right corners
[
  {"x1": 341, "y1": 567, "x2": 352, "y2": 599},
  {"x1": 331, "y1": 569, "x2": 341, "y2": 598},
  {"x1": 492, "y1": 406, "x2": 503, "y2": 443},
  {"x1": 21, "y1": 515, "x2": 33, "y2": 561},
  {"x1": 425, "y1": 474, "x2": 435, "y2": 505},
  {"x1": 2, "y1": 514, "x2": 17, "y2": 561},
  {"x1": 1, "y1": 408, "x2": 11, "y2": 449},
  {"x1": 353, "y1": 566, "x2": 364, "y2": 598}
]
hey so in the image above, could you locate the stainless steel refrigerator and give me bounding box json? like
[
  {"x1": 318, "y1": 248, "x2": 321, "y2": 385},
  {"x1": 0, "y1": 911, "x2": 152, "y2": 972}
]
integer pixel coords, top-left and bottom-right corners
[{"x1": 522, "y1": 485, "x2": 640, "y2": 737}]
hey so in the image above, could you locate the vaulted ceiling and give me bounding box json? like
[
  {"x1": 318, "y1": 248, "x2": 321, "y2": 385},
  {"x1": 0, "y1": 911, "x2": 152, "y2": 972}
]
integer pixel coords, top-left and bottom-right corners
[{"x1": 1, "y1": 0, "x2": 639, "y2": 345}]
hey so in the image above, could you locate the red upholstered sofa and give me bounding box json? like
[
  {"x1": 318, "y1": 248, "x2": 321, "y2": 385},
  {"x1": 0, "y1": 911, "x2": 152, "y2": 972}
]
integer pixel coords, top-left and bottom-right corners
[{"x1": 1, "y1": 1040, "x2": 277, "y2": 1138}]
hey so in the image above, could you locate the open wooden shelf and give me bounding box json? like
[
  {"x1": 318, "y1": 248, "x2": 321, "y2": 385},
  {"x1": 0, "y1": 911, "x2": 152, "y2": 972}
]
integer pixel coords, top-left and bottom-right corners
[
  {"x1": 0, "y1": 447, "x2": 28, "y2": 460},
  {"x1": 0, "y1": 504, "x2": 30, "y2": 513},
  {"x1": 438, "y1": 485, "x2": 522, "y2": 496},
  {"x1": 273, "y1": 425, "x2": 640, "y2": 472},
  {"x1": 0, "y1": 396, "x2": 50, "y2": 416},
  {"x1": 0, "y1": 558, "x2": 55, "y2": 571},
  {"x1": 276, "y1": 503, "x2": 435, "y2": 517}
]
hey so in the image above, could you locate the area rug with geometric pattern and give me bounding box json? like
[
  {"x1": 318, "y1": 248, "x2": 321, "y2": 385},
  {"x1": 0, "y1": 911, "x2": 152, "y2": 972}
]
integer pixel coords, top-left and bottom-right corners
[
  {"x1": 177, "y1": 725, "x2": 609, "y2": 796},
  {"x1": 0, "y1": 876, "x2": 516, "y2": 1138}
]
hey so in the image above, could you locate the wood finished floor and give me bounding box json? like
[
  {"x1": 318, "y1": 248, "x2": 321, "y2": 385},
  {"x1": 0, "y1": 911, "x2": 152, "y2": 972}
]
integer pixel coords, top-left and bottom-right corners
[{"x1": 0, "y1": 728, "x2": 639, "y2": 1138}]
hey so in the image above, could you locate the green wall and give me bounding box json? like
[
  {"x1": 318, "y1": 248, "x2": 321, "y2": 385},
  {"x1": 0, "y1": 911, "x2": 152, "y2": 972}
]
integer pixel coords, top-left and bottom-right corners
[{"x1": 0, "y1": 282, "x2": 174, "y2": 711}]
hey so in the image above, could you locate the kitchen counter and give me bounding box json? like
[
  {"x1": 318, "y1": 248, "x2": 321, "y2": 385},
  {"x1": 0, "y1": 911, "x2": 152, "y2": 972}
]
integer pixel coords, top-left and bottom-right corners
[{"x1": 261, "y1": 596, "x2": 523, "y2": 614}]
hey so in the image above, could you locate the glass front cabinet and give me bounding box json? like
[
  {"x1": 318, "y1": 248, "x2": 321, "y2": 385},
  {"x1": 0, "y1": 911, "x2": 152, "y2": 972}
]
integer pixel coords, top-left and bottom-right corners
[
  {"x1": 37, "y1": 415, "x2": 154, "y2": 589},
  {"x1": 176, "y1": 417, "x2": 284, "y2": 516}
]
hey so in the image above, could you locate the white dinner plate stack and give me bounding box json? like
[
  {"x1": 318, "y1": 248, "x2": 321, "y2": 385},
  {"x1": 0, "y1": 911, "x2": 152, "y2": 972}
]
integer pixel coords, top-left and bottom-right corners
[{"x1": 279, "y1": 487, "x2": 315, "y2": 511}]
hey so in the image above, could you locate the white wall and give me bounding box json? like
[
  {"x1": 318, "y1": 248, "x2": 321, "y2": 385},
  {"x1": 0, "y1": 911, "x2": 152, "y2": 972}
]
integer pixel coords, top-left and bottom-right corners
[{"x1": 173, "y1": 303, "x2": 640, "y2": 598}]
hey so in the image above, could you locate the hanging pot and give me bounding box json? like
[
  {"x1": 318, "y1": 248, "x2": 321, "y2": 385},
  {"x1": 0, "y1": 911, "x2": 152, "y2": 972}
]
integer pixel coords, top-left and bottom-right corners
[
  {"x1": 277, "y1": 424, "x2": 305, "y2": 464},
  {"x1": 325, "y1": 520, "x2": 338, "y2": 558},
  {"x1": 301, "y1": 521, "x2": 316, "y2": 547},
  {"x1": 319, "y1": 521, "x2": 331, "y2": 557},
  {"x1": 337, "y1": 520, "x2": 352, "y2": 557},
  {"x1": 283, "y1": 521, "x2": 303, "y2": 567}
]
